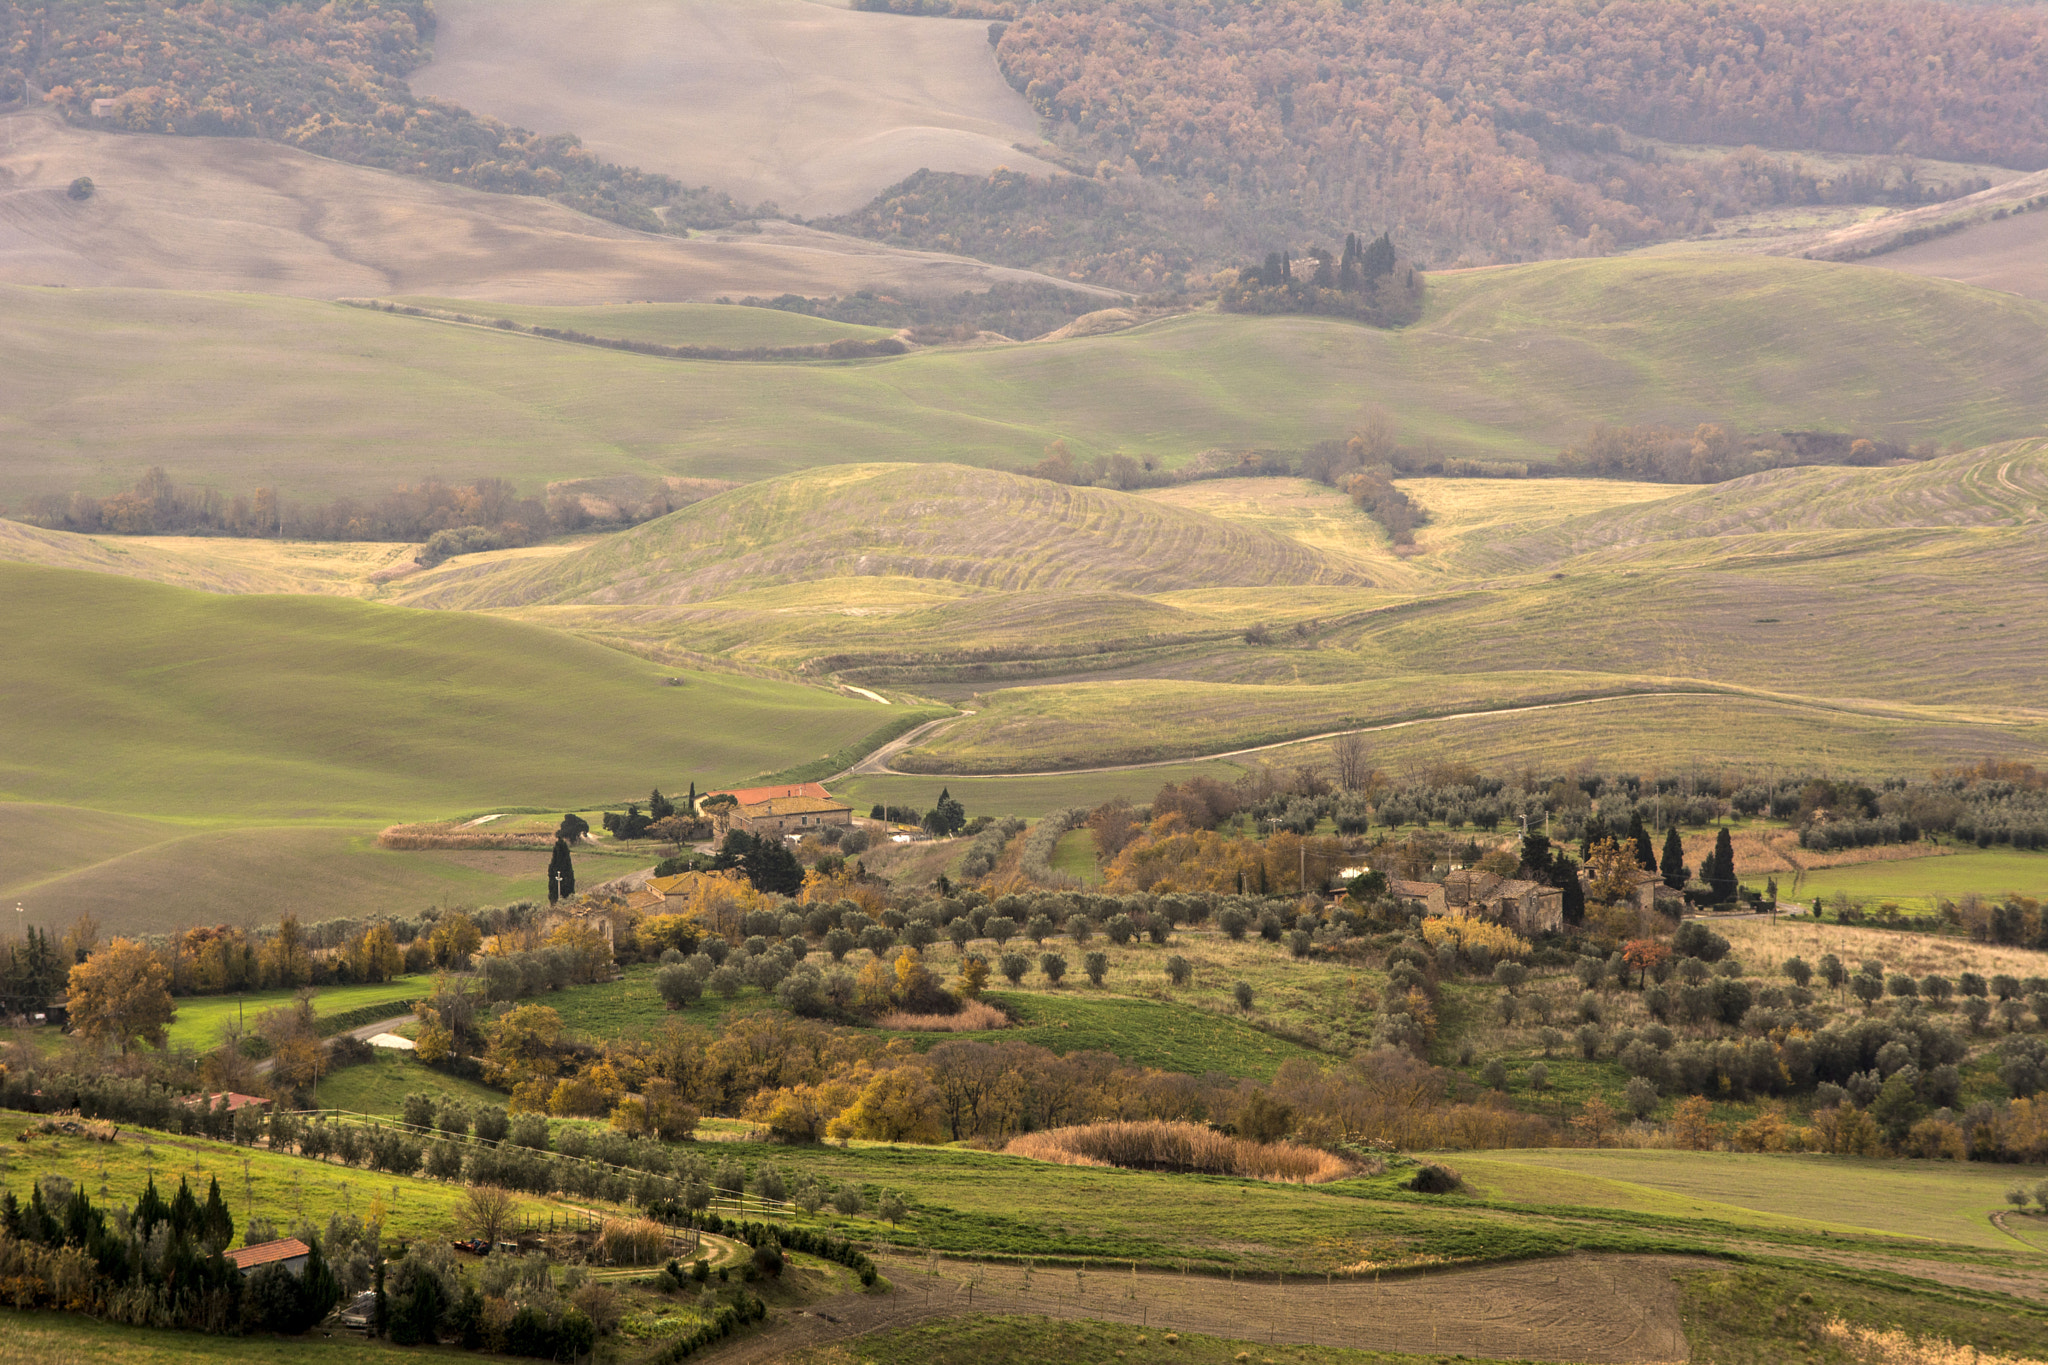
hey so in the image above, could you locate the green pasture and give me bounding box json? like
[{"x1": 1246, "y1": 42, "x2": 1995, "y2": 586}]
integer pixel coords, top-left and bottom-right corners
[
  {"x1": 163, "y1": 976, "x2": 429, "y2": 1052},
  {"x1": 536, "y1": 960, "x2": 1320, "y2": 1080},
  {"x1": 388, "y1": 297, "x2": 892, "y2": 347},
  {"x1": 1681, "y1": 1264, "x2": 2048, "y2": 1364},
  {"x1": 1459, "y1": 1149, "x2": 2048, "y2": 1253},
  {"x1": 0, "y1": 1112, "x2": 538, "y2": 1245},
  {"x1": 313, "y1": 1051, "x2": 508, "y2": 1116},
  {"x1": 5, "y1": 255, "x2": 2046, "y2": 500},
  {"x1": 0, "y1": 563, "x2": 917, "y2": 929},
  {"x1": 833, "y1": 763, "x2": 1246, "y2": 820},
  {"x1": 1050, "y1": 828, "x2": 1100, "y2": 884},
  {"x1": 3, "y1": 818, "x2": 639, "y2": 939},
  {"x1": 0, "y1": 564, "x2": 891, "y2": 820},
  {"x1": 0, "y1": 1311, "x2": 486, "y2": 1365},
  {"x1": 1760, "y1": 847, "x2": 2048, "y2": 910}
]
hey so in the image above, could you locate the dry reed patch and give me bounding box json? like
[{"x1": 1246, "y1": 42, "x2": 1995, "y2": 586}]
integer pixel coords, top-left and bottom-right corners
[
  {"x1": 596, "y1": 1216, "x2": 669, "y2": 1265},
  {"x1": 1006, "y1": 1120, "x2": 1356, "y2": 1183},
  {"x1": 876, "y1": 1000, "x2": 1008, "y2": 1032},
  {"x1": 1682, "y1": 828, "x2": 1955, "y2": 877},
  {"x1": 1820, "y1": 1318, "x2": 2048, "y2": 1365},
  {"x1": 1720, "y1": 918, "x2": 2047, "y2": 980},
  {"x1": 376, "y1": 822, "x2": 554, "y2": 851}
]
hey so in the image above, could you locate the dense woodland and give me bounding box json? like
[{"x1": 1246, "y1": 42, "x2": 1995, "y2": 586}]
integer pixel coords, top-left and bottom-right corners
[
  {"x1": 0, "y1": 0, "x2": 755, "y2": 231},
  {"x1": 840, "y1": 0, "x2": 2048, "y2": 285},
  {"x1": 9, "y1": 1, "x2": 2042, "y2": 284}
]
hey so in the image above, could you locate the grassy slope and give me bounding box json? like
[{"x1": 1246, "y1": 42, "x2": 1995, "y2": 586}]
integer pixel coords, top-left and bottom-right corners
[
  {"x1": 0, "y1": 564, "x2": 896, "y2": 819},
  {"x1": 538, "y1": 964, "x2": 1320, "y2": 1080},
  {"x1": 4, "y1": 255, "x2": 2046, "y2": 498},
  {"x1": 1458, "y1": 1149, "x2": 2041, "y2": 1252},
  {"x1": 314, "y1": 1051, "x2": 508, "y2": 1115},
  {"x1": 389, "y1": 297, "x2": 893, "y2": 346},
  {"x1": 0, "y1": 1112, "x2": 542, "y2": 1245},
  {"x1": 0, "y1": 563, "x2": 928, "y2": 930},
  {"x1": 163, "y1": 976, "x2": 428, "y2": 1051},
  {"x1": 398, "y1": 464, "x2": 1363, "y2": 610}
]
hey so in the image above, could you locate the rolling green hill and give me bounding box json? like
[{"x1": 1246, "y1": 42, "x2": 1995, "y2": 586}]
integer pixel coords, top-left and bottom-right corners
[
  {"x1": 401, "y1": 463, "x2": 1365, "y2": 610},
  {"x1": 0, "y1": 564, "x2": 903, "y2": 819},
  {"x1": 0, "y1": 563, "x2": 936, "y2": 930},
  {"x1": 5, "y1": 255, "x2": 2047, "y2": 501}
]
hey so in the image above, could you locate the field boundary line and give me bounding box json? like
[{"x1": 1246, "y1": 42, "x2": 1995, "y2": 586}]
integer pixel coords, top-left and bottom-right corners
[{"x1": 870, "y1": 686, "x2": 2003, "y2": 779}]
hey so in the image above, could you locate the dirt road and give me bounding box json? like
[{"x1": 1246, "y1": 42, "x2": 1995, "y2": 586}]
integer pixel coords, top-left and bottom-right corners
[{"x1": 707, "y1": 1252, "x2": 1704, "y2": 1364}]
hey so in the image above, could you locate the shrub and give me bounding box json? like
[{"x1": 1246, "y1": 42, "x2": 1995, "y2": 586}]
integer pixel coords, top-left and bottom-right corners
[
  {"x1": 1084, "y1": 951, "x2": 1109, "y2": 986},
  {"x1": 67, "y1": 176, "x2": 94, "y2": 200},
  {"x1": 656, "y1": 964, "x2": 703, "y2": 1010},
  {"x1": 998, "y1": 951, "x2": 1031, "y2": 985},
  {"x1": 1481, "y1": 1059, "x2": 1508, "y2": 1091},
  {"x1": 1007, "y1": 1120, "x2": 1353, "y2": 1183},
  {"x1": 874, "y1": 1000, "x2": 1007, "y2": 1031},
  {"x1": 1233, "y1": 980, "x2": 1254, "y2": 1012},
  {"x1": 1040, "y1": 952, "x2": 1068, "y2": 985},
  {"x1": 1406, "y1": 1162, "x2": 1463, "y2": 1194},
  {"x1": 1165, "y1": 954, "x2": 1192, "y2": 987}
]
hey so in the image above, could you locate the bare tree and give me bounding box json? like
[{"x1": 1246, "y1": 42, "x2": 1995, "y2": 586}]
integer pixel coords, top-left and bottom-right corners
[
  {"x1": 1332, "y1": 732, "x2": 1371, "y2": 793},
  {"x1": 459, "y1": 1184, "x2": 515, "y2": 1247}
]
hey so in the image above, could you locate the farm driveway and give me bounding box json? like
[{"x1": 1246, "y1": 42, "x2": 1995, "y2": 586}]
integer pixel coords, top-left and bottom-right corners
[{"x1": 707, "y1": 1252, "x2": 1704, "y2": 1364}]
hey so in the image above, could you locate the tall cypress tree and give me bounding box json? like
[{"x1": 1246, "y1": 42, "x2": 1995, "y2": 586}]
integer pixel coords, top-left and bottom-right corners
[
  {"x1": 1659, "y1": 827, "x2": 1689, "y2": 891},
  {"x1": 1708, "y1": 827, "x2": 1738, "y2": 903},
  {"x1": 547, "y1": 838, "x2": 575, "y2": 903},
  {"x1": 1629, "y1": 812, "x2": 1657, "y2": 871}
]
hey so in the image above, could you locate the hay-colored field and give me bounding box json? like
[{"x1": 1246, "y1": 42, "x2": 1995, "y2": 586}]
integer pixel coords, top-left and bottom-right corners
[
  {"x1": 1873, "y1": 206, "x2": 2048, "y2": 303},
  {"x1": 410, "y1": 0, "x2": 1061, "y2": 218},
  {"x1": 0, "y1": 111, "x2": 1082, "y2": 303},
  {"x1": 1462, "y1": 1149, "x2": 2047, "y2": 1253},
  {"x1": 5, "y1": 253, "x2": 2046, "y2": 499},
  {"x1": 1717, "y1": 917, "x2": 2048, "y2": 984},
  {"x1": 400, "y1": 464, "x2": 1367, "y2": 610},
  {"x1": 389, "y1": 296, "x2": 894, "y2": 346}
]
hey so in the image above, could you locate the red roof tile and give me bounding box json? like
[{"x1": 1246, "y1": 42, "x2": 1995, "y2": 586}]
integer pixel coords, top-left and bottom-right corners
[{"x1": 228, "y1": 1238, "x2": 310, "y2": 1271}]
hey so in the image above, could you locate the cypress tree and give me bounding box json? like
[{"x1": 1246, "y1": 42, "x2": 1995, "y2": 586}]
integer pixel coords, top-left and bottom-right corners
[
  {"x1": 548, "y1": 837, "x2": 576, "y2": 903},
  {"x1": 1708, "y1": 828, "x2": 1739, "y2": 903},
  {"x1": 1629, "y1": 812, "x2": 1657, "y2": 871},
  {"x1": 1659, "y1": 827, "x2": 1689, "y2": 891},
  {"x1": 201, "y1": 1175, "x2": 234, "y2": 1252}
]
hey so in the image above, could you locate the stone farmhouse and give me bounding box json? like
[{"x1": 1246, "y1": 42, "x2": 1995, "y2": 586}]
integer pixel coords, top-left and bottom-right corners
[
  {"x1": 1392, "y1": 869, "x2": 1564, "y2": 935},
  {"x1": 698, "y1": 782, "x2": 854, "y2": 839}
]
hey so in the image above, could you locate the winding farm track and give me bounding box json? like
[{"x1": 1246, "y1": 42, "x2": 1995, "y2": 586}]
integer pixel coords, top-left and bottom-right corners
[
  {"x1": 706, "y1": 1252, "x2": 1703, "y2": 1364},
  {"x1": 848, "y1": 687, "x2": 1997, "y2": 780}
]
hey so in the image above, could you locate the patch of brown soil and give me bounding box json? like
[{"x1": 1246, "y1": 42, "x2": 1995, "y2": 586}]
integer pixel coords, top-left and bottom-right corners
[
  {"x1": 708, "y1": 1253, "x2": 1704, "y2": 1364},
  {"x1": 0, "y1": 111, "x2": 1091, "y2": 302},
  {"x1": 410, "y1": 0, "x2": 1062, "y2": 217}
]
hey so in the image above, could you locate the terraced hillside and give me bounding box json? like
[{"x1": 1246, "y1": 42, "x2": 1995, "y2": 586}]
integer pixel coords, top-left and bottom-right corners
[
  {"x1": 402, "y1": 464, "x2": 1367, "y2": 609},
  {"x1": 4, "y1": 254, "x2": 2046, "y2": 500}
]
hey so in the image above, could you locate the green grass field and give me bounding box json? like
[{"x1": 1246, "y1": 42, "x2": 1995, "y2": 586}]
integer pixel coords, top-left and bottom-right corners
[
  {"x1": 163, "y1": 976, "x2": 429, "y2": 1052},
  {"x1": 313, "y1": 1051, "x2": 509, "y2": 1116},
  {"x1": 0, "y1": 1112, "x2": 541, "y2": 1245},
  {"x1": 1458, "y1": 1149, "x2": 2048, "y2": 1252},
  {"x1": 0, "y1": 563, "x2": 933, "y2": 930},
  {"x1": 532, "y1": 962, "x2": 1320, "y2": 1080},
  {"x1": 1758, "y1": 847, "x2": 2048, "y2": 909},
  {"x1": 5, "y1": 255, "x2": 2046, "y2": 500}
]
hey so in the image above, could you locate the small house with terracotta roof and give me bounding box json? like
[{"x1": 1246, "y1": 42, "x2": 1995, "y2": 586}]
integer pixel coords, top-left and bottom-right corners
[{"x1": 228, "y1": 1237, "x2": 311, "y2": 1276}]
